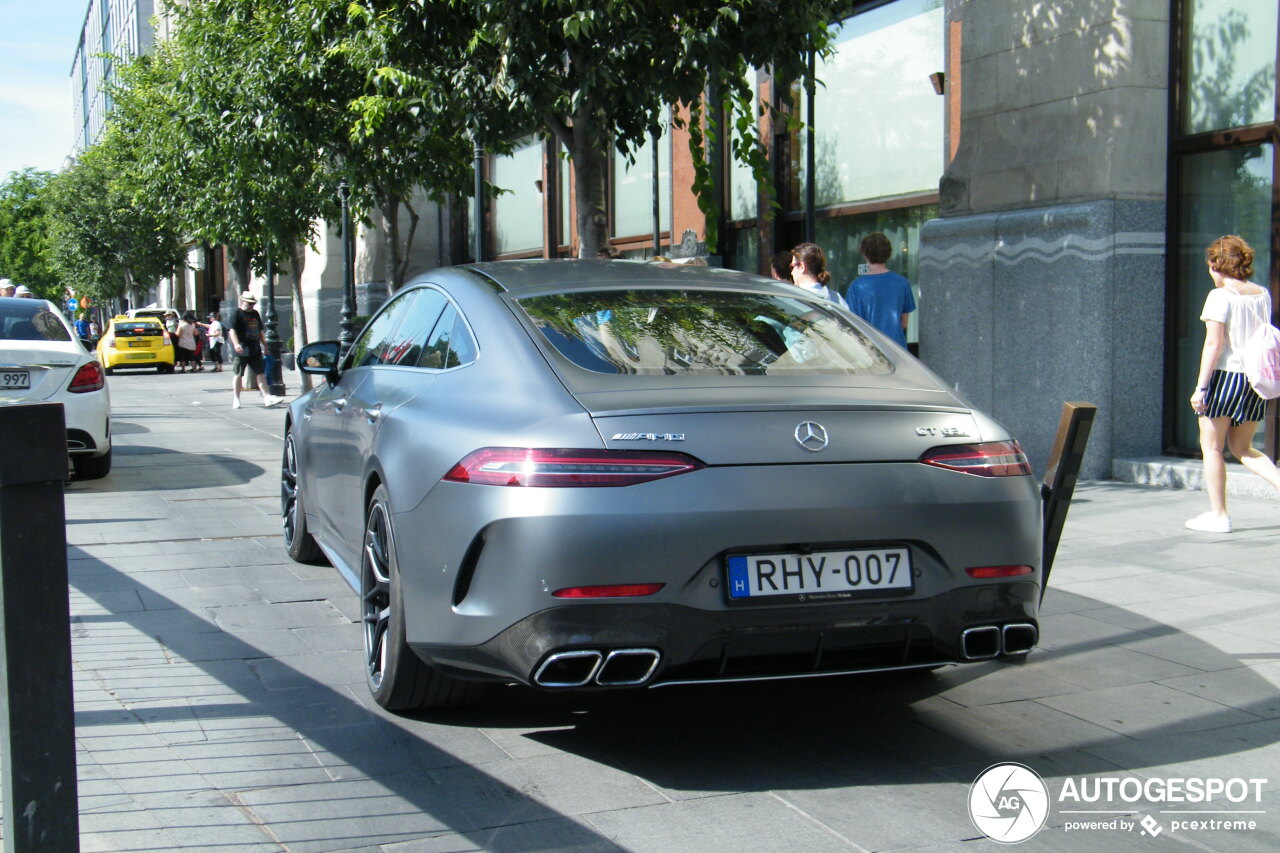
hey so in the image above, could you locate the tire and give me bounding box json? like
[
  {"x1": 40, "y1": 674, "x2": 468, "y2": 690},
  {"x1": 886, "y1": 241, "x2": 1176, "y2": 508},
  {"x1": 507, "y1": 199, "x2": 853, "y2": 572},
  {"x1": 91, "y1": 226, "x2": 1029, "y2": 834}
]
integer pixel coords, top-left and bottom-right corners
[
  {"x1": 103, "y1": 366, "x2": 114, "y2": 375},
  {"x1": 160, "y1": 363, "x2": 174, "y2": 374},
  {"x1": 362, "y1": 485, "x2": 487, "y2": 712},
  {"x1": 281, "y1": 432, "x2": 324, "y2": 564},
  {"x1": 72, "y1": 447, "x2": 112, "y2": 480}
]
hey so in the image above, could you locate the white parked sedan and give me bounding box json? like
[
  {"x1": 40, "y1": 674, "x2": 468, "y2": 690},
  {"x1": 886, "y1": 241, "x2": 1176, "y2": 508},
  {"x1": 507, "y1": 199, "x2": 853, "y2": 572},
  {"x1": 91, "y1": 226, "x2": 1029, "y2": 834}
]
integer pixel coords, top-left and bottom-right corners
[{"x1": 0, "y1": 297, "x2": 112, "y2": 479}]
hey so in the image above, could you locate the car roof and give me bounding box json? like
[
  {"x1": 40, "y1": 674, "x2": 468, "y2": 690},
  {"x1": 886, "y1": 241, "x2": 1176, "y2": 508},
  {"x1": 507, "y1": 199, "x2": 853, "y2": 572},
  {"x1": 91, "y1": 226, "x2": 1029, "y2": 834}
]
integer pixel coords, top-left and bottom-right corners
[{"x1": 458, "y1": 259, "x2": 795, "y2": 297}]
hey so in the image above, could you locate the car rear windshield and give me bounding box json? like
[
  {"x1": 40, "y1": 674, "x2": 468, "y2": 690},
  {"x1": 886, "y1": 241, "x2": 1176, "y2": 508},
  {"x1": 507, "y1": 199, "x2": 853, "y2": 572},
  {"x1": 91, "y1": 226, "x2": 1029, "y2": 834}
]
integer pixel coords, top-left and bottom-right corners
[
  {"x1": 0, "y1": 302, "x2": 72, "y2": 342},
  {"x1": 517, "y1": 289, "x2": 894, "y2": 376},
  {"x1": 113, "y1": 322, "x2": 164, "y2": 337}
]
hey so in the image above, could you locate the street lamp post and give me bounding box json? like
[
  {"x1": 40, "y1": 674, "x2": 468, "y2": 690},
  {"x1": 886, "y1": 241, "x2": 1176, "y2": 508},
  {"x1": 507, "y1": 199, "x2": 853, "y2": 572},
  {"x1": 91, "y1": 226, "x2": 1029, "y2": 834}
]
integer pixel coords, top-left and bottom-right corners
[
  {"x1": 472, "y1": 136, "x2": 485, "y2": 263},
  {"x1": 263, "y1": 247, "x2": 286, "y2": 396},
  {"x1": 338, "y1": 179, "x2": 357, "y2": 354}
]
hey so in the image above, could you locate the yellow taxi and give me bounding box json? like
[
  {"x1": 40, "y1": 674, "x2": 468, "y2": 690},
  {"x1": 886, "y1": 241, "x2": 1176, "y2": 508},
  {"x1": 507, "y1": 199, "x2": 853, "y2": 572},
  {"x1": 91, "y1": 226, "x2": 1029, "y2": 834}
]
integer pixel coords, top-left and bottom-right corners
[{"x1": 97, "y1": 315, "x2": 176, "y2": 374}]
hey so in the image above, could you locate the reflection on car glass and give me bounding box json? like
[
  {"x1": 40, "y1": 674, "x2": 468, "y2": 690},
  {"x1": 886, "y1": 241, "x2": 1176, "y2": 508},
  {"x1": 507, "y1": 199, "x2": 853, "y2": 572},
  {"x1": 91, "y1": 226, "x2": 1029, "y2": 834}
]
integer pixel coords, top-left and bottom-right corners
[{"x1": 520, "y1": 290, "x2": 893, "y2": 376}]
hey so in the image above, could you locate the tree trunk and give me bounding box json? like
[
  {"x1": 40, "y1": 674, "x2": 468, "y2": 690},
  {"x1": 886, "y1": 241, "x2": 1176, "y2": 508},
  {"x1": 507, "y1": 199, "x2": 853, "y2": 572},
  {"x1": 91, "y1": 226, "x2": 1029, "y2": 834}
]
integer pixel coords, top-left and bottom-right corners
[
  {"x1": 289, "y1": 241, "x2": 313, "y2": 392},
  {"x1": 571, "y1": 111, "x2": 609, "y2": 258},
  {"x1": 228, "y1": 245, "x2": 253, "y2": 300},
  {"x1": 376, "y1": 193, "x2": 403, "y2": 293},
  {"x1": 375, "y1": 193, "x2": 422, "y2": 293}
]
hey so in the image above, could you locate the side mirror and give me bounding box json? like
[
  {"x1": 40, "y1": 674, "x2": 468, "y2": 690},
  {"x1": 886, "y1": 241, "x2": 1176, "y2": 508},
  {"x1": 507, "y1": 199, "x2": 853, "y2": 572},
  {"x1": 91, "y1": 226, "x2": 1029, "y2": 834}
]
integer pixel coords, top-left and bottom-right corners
[{"x1": 296, "y1": 341, "x2": 343, "y2": 385}]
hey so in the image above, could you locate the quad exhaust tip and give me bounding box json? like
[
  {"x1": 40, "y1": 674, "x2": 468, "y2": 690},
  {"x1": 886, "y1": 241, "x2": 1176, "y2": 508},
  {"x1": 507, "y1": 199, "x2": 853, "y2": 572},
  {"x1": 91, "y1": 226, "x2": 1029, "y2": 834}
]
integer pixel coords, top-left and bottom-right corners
[
  {"x1": 960, "y1": 623, "x2": 1038, "y2": 660},
  {"x1": 533, "y1": 648, "x2": 661, "y2": 688}
]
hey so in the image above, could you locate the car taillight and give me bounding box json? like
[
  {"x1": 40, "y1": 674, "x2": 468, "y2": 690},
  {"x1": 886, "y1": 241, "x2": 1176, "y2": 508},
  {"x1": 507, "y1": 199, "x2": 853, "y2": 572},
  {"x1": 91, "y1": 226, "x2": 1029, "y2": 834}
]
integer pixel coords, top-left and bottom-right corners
[
  {"x1": 162, "y1": 331, "x2": 173, "y2": 345},
  {"x1": 68, "y1": 361, "x2": 106, "y2": 393},
  {"x1": 443, "y1": 448, "x2": 705, "y2": 487},
  {"x1": 966, "y1": 565, "x2": 1034, "y2": 579},
  {"x1": 919, "y1": 440, "x2": 1032, "y2": 477},
  {"x1": 102, "y1": 334, "x2": 115, "y2": 349},
  {"x1": 552, "y1": 583, "x2": 665, "y2": 598}
]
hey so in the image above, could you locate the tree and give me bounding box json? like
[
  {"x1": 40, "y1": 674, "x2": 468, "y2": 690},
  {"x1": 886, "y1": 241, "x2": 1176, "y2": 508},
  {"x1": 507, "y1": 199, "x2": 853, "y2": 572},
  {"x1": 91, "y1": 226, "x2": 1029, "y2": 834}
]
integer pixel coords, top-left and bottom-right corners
[
  {"x1": 44, "y1": 130, "x2": 187, "y2": 306},
  {"x1": 113, "y1": 0, "x2": 476, "y2": 296},
  {"x1": 0, "y1": 168, "x2": 58, "y2": 298},
  {"x1": 345, "y1": 0, "x2": 842, "y2": 257}
]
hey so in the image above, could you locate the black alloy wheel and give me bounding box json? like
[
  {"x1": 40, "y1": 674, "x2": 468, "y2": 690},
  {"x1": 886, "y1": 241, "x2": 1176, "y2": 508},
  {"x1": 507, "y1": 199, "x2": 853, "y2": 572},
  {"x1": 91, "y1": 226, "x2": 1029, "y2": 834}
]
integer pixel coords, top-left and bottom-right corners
[
  {"x1": 281, "y1": 432, "x2": 322, "y2": 563},
  {"x1": 361, "y1": 485, "x2": 486, "y2": 711}
]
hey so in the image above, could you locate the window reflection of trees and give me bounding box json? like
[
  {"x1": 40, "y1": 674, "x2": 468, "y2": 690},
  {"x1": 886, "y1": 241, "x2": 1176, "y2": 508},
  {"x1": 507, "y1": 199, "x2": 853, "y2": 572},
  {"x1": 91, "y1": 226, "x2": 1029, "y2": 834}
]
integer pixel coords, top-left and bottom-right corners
[
  {"x1": 521, "y1": 290, "x2": 893, "y2": 376},
  {"x1": 1184, "y1": 7, "x2": 1275, "y2": 135}
]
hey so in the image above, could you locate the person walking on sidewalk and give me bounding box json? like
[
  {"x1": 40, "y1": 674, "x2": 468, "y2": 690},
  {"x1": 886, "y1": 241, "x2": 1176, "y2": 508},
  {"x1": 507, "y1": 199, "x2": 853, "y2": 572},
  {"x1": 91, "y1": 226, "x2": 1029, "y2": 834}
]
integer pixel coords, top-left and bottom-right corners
[
  {"x1": 1186, "y1": 234, "x2": 1280, "y2": 533},
  {"x1": 228, "y1": 291, "x2": 283, "y2": 409}
]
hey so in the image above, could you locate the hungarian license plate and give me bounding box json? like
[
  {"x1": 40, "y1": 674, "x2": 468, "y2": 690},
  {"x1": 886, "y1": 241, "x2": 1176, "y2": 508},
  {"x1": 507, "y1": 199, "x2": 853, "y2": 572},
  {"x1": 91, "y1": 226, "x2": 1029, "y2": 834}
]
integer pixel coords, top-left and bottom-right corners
[
  {"x1": 125, "y1": 353, "x2": 155, "y2": 360},
  {"x1": 0, "y1": 370, "x2": 31, "y2": 390},
  {"x1": 127, "y1": 341, "x2": 151, "y2": 347},
  {"x1": 727, "y1": 547, "x2": 912, "y2": 603}
]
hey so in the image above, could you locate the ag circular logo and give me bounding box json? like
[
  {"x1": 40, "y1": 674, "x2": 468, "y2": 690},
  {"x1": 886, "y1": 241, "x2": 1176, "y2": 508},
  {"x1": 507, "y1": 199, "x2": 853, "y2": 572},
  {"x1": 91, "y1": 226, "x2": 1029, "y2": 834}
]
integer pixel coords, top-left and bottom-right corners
[{"x1": 968, "y1": 762, "x2": 1050, "y2": 844}]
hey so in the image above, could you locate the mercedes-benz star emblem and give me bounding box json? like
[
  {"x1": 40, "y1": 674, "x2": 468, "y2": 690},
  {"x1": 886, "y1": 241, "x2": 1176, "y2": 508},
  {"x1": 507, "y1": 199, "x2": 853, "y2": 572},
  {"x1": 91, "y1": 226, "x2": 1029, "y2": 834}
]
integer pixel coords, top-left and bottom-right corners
[{"x1": 794, "y1": 421, "x2": 829, "y2": 452}]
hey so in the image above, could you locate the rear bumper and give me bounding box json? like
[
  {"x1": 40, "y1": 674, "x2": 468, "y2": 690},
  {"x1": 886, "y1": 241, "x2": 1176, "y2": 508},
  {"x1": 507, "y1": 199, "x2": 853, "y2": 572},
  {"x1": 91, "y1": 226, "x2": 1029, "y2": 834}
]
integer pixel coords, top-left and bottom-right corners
[
  {"x1": 101, "y1": 347, "x2": 174, "y2": 368},
  {"x1": 413, "y1": 581, "x2": 1039, "y2": 687}
]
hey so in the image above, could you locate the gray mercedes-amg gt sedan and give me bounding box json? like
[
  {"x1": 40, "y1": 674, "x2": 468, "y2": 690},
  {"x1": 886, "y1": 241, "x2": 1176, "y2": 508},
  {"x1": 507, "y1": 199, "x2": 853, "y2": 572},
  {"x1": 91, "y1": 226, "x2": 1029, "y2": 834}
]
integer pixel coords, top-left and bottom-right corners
[{"x1": 283, "y1": 260, "x2": 1041, "y2": 712}]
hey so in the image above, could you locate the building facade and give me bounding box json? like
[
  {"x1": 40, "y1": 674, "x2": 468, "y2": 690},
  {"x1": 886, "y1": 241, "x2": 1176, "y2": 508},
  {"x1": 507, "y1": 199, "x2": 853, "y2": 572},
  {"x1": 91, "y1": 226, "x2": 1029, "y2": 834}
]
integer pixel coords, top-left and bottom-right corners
[{"x1": 466, "y1": 0, "x2": 1278, "y2": 481}]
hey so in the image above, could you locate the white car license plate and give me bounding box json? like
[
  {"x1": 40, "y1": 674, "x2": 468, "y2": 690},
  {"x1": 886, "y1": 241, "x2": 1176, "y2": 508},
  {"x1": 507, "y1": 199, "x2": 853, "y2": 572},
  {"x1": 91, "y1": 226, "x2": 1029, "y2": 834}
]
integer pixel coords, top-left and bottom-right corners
[
  {"x1": 727, "y1": 547, "x2": 912, "y2": 602},
  {"x1": 0, "y1": 370, "x2": 31, "y2": 390}
]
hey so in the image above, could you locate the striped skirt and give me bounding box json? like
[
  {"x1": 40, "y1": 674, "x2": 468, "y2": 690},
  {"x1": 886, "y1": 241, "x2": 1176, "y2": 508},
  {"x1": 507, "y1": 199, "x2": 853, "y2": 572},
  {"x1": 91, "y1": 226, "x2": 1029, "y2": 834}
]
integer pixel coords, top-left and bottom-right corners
[{"x1": 1203, "y1": 369, "x2": 1267, "y2": 425}]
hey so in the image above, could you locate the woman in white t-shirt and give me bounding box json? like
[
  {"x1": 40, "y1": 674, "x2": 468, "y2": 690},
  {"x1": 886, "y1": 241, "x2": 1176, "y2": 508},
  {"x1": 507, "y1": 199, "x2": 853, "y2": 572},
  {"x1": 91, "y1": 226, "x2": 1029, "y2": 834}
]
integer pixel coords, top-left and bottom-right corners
[{"x1": 1186, "y1": 235, "x2": 1280, "y2": 533}]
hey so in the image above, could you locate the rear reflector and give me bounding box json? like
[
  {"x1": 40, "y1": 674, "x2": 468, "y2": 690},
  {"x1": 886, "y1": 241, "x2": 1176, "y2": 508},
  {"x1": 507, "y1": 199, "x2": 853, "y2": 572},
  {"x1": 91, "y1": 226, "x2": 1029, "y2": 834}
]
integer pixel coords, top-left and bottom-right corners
[
  {"x1": 919, "y1": 440, "x2": 1032, "y2": 477},
  {"x1": 444, "y1": 448, "x2": 704, "y2": 487},
  {"x1": 68, "y1": 361, "x2": 106, "y2": 393},
  {"x1": 966, "y1": 565, "x2": 1035, "y2": 579},
  {"x1": 552, "y1": 583, "x2": 665, "y2": 598}
]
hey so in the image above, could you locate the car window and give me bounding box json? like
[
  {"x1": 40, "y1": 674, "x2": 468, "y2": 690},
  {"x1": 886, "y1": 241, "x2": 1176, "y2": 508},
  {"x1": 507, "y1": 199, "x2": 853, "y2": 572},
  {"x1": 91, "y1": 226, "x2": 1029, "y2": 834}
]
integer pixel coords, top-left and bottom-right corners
[
  {"x1": 347, "y1": 291, "x2": 415, "y2": 368},
  {"x1": 384, "y1": 289, "x2": 448, "y2": 366},
  {"x1": 416, "y1": 305, "x2": 477, "y2": 370},
  {"x1": 517, "y1": 289, "x2": 894, "y2": 376},
  {"x1": 0, "y1": 303, "x2": 72, "y2": 342},
  {"x1": 111, "y1": 322, "x2": 165, "y2": 337}
]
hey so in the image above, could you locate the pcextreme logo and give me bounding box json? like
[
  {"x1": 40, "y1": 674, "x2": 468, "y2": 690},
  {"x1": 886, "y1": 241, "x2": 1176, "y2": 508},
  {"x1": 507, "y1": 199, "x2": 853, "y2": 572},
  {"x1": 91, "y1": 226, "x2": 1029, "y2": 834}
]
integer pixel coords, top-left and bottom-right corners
[{"x1": 967, "y1": 764, "x2": 1269, "y2": 844}]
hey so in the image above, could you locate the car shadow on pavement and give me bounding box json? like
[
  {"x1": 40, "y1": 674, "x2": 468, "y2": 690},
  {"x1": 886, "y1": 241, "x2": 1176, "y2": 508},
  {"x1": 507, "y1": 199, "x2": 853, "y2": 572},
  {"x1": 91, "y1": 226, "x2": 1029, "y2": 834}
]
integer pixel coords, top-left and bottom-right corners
[
  {"x1": 70, "y1": 446, "x2": 265, "y2": 493},
  {"x1": 418, "y1": 587, "x2": 1280, "y2": 799}
]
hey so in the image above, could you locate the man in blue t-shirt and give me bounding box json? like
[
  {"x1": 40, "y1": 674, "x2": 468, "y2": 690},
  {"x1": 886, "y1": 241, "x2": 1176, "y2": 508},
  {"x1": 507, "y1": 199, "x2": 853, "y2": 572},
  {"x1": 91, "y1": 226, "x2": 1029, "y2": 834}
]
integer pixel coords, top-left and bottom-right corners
[{"x1": 844, "y1": 232, "x2": 916, "y2": 347}]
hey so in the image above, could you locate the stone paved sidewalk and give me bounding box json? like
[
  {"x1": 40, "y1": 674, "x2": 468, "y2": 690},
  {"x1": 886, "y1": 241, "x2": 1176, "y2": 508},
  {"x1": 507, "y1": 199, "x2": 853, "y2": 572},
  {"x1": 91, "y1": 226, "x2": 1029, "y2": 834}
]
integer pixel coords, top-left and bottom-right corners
[{"x1": 16, "y1": 366, "x2": 1280, "y2": 851}]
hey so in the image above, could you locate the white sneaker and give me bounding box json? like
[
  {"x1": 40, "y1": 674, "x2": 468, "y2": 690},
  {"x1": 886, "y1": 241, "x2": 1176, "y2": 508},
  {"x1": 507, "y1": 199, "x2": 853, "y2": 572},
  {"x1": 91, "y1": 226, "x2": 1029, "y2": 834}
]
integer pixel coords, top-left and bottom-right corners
[
  {"x1": 263, "y1": 395, "x2": 285, "y2": 407},
  {"x1": 1185, "y1": 512, "x2": 1231, "y2": 533},
  {"x1": 231, "y1": 397, "x2": 242, "y2": 410}
]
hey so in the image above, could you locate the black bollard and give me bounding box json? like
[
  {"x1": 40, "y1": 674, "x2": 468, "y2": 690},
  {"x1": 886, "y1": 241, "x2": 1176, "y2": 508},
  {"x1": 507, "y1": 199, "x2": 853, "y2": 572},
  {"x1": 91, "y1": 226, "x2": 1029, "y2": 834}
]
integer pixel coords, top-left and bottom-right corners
[
  {"x1": 0, "y1": 403, "x2": 79, "y2": 852},
  {"x1": 1040, "y1": 401, "x2": 1097, "y2": 600}
]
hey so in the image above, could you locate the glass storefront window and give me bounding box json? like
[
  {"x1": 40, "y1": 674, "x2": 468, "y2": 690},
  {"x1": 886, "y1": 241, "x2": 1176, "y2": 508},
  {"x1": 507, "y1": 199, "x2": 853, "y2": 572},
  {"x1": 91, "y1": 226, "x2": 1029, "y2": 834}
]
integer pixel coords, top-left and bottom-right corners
[
  {"x1": 794, "y1": 0, "x2": 944, "y2": 208},
  {"x1": 492, "y1": 137, "x2": 544, "y2": 255},
  {"x1": 613, "y1": 113, "x2": 671, "y2": 240},
  {"x1": 1182, "y1": 0, "x2": 1278, "y2": 134},
  {"x1": 815, "y1": 203, "x2": 937, "y2": 347},
  {"x1": 1171, "y1": 145, "x2": 1274, "y2": 451},
  {"x1": 728, "y1": 69, "x2": 762, "y2": 223}
]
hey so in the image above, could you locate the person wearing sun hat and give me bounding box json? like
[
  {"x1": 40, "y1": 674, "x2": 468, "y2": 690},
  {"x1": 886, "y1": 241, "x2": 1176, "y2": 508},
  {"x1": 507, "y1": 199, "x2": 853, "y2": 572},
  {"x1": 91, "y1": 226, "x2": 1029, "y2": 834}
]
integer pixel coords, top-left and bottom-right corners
[{"x1": 228, "y1": 290, "x2": 283, "y2": 408}]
